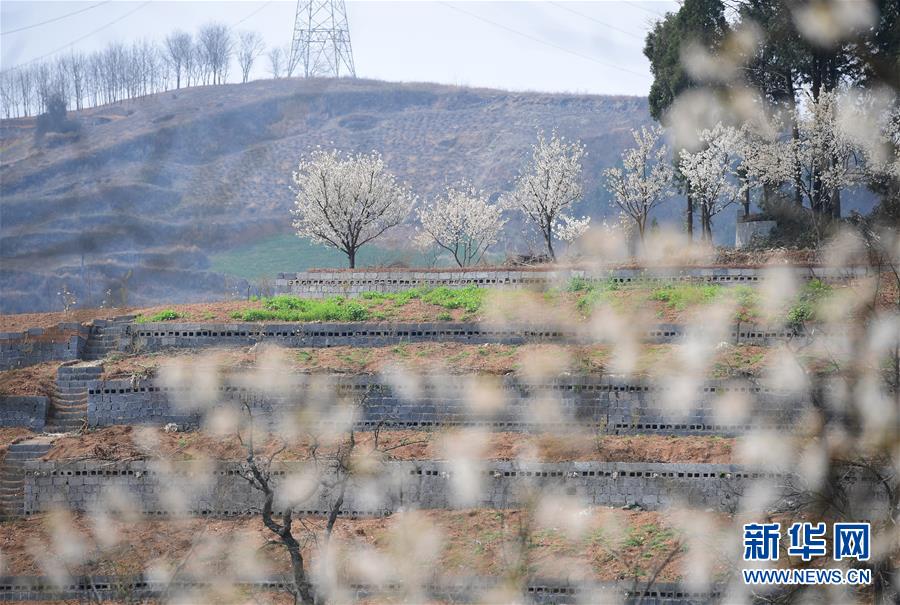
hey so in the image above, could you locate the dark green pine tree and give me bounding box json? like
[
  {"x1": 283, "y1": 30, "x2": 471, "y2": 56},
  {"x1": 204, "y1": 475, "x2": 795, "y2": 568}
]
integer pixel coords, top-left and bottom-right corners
[{"x1": 643, "y1": 0, "x2": 728, "y2": 238}]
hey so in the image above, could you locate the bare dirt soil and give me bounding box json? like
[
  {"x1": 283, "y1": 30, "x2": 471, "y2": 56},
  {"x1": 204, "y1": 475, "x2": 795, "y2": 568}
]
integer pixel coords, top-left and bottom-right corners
[
  {"x1": 0, "y1": 361, "x2": 59, "y2": 396},
  {"x1": 0, "y1": 427, "x2": 37, "y2": 458},
  {"x1": 0, "y1": 508, "x2": 708, "y2": 583},
  {"x1": 40, "y1": 426, "x2": 734, "y2": 464},
  {"x1": 98, "y1": 343, "x2": 772, "y2": 380},
  {"x1": 3, "y1": 265, "x2": 879, "y2": 335}
]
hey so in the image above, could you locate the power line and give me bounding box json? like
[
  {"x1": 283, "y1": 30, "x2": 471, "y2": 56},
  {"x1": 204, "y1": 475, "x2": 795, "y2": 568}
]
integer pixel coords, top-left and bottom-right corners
[
  {"x1": 439, "y1": 2, "x2": 650, "y2": 80},
  {"x1": 1, "y1": 1, "x2": 151, "y2": 73},
  {"x1": 618, "y1": 1, "x2": 670, "y2": 19},
  {"x1": 1, "y1": 1, "x2": 111, "y2": 36},
  {"x1": 231, "y1": 1, "x2": 274, "y2": 28},
  {"x1": 548, "y1": 2, "x2": 644, "y2": 40}
]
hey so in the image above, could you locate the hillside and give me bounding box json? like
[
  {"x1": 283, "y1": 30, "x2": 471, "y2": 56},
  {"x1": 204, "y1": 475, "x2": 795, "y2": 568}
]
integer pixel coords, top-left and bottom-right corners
[{"x1": 0, "y1": 78, "x2": 657, "y2": 313}]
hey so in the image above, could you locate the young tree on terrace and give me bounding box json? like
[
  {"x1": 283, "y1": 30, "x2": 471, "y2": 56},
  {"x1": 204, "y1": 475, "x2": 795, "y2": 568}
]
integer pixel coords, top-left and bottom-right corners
[
  {"x1": 504, "y1": 131, "x2": 591, "y2": 261},
  {"x1": 416, "y1": 184, "x2": 506, "y2": 267},
  {"x1": 604, "y1": 125, "x2": 674, "y2": 242},
  {"x1": 291, "y1": 149, "x2": 414, "y2": 268},
  {"x1": 678, "y1": 123, "x2": 746, "y2": 241}
]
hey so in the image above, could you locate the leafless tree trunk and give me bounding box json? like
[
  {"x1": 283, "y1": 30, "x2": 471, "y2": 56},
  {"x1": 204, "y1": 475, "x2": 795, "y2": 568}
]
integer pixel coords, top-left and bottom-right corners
[
  {"x1": 165, "y1": 31, "x2": 193, "y2": 90},
  {"x1": 238, "y1": 31, "x2": 265, "y2": 83},
  {"x1": 267, "y1": 47, "x2": 285, "y2": 79},
  {"x1": 198, "y1": 22, "x2": 233, "y2": 85}
]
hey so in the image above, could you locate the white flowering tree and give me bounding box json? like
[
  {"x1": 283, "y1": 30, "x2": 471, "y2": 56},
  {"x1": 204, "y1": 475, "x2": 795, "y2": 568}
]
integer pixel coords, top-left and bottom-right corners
[
  {"x1": 291, "y1": 149, "x2": 414, "y2": 268},
  {"x1": 504, "y1": 131, "x2": 591, "y2": 261},
  {"x1": 745, "y1": 91, "x2": 866, "y2": 218},
  {"x1": 679, "y1": 123, "x2": 746, "y2": 241},
  {"x1": 604, "y1": 125, "x2": 673, "y2": 242},
  {"x1": 416, "y1": 185, "x2": 506, "y2": 267}
]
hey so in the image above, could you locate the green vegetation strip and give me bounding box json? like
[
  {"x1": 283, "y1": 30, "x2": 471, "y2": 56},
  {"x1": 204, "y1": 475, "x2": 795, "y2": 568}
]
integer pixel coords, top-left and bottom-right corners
[{"x1": 229, "y1": 286, "x2": 487, "y2": 322}]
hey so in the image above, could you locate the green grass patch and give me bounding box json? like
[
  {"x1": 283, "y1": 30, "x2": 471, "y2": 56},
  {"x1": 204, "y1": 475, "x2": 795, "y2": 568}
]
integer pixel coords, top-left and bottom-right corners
[
  {"x1": 135, "y1": 309, "x2": 181, "y2": 323},
  {"x1": 362, "y1": 286, "x2": 486, "y2": 313},
  {"x1": 230, "y1": 295, "x2": 369, "y2": 322},
  {"x1": 786, "y1": 279, "x2": 832, "y2": 329},
  {"x1": 565, "y1": 278, "x2": 620, "y2": 315},
  {"x1": 649, "y1": 284, "x2": 722, "y2": 310}
]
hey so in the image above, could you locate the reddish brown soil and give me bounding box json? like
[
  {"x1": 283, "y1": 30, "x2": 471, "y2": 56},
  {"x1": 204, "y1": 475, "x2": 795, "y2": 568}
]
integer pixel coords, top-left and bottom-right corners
[
  {"x1": 0, "y1": 361, "x2": 59, "y2": 396},
  {"x1": 42, "y1": 426, "x2": 734, "y2": 464},
  {"x1": 0, "y1": 308, "x2": 131, "y2": 332},
  {"x1": 98, "y1": 344, "x2": 772, "y2": 380},
  {"x1": 0, "y1": 427, "x2": 37, "y2": 459},
  {"x1": 0, "y1": 509, "x2": 706, "y2": 583}
]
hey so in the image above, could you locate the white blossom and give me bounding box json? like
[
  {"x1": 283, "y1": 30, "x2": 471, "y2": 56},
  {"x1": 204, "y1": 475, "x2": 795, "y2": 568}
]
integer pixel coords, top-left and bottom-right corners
[
  {"x1": 604, "y1": 125, "x2": 673, "y2": 241},
  {"x1": 291, "y1": 149, "x2": 414, "y2": 268},
  {"x1": 503, "y1": 131, "x2": 590, "y2": 260},
  {"x1": 744, "y1": 91, "x2": 866, "y2": 214},
  {"x1": 416, "y1": 184, "x2": 506, "y2": 267},
  {"x1": 679, "y1": 123, "x2": 747, "y2": 241}
]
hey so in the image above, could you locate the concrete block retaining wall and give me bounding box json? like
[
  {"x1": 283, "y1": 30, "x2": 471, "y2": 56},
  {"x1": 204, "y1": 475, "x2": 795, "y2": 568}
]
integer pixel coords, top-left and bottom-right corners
[
  {"x1": 0, "y1": 575, "x2": 723, "y2": 604},
  {"x1": 125, "y1": 321, "x2": 807, "y2": 353},
  {"x1": 86, "y1": 374, "x2": 802, "y2": 435},
  {"x1": 21, "y1": 459, "x2": 765, "y2": 516},
  {"x1": 0, "y1": 397, "x2": 47, "y2": 432},
  {"x1": 275, "y1": 266, "x2": 867, "y2": 298},
  {"x1": 0, "y1": 324, "x2": 89, "y2": 371}
]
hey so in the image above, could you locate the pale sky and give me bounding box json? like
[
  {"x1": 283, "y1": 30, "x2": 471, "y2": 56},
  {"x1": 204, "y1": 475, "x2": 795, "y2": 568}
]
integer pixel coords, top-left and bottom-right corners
[{"x1": 1, "y1": 1, "x2": 677, "y2": 96}]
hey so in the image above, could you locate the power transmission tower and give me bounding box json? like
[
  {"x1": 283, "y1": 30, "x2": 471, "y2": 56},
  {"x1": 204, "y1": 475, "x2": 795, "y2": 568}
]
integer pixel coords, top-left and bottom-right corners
[{"x1": 289, "y1": 0, "x2": 356, "y2": 78}]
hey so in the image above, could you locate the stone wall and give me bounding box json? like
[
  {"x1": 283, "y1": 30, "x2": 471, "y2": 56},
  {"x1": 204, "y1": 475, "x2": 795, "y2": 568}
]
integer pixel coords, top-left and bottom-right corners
[
  {"x1": 275, "y1": 266, "x2": 867, "y2": 298},
  {"x1": 22, "y1": 459, "x2": 766, "y2": 515},
  {"x1": 0, "y1": 324, "x2": 89, "y2": 371},
  {"x1": 0, "y1": 397, "x2": 47, "y2": 432},
  {"x1": 86, "y1": 374, "x2": 801, "y2": 436}
]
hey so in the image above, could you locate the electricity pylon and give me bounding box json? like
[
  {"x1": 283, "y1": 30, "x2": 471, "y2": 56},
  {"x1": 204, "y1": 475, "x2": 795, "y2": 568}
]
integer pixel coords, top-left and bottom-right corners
[{"x1": 288, "y1": 0, "x2": 356, "y2": 78}]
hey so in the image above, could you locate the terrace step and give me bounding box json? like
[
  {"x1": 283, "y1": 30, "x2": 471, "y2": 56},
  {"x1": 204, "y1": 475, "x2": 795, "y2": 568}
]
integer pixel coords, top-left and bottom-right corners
[
  {"x1": 0, "y1": 439, "x2": 53, "y2": 521},
  {"x1": 44, "y1": 363, "x2": 103, "y2": 434},
  {"x1": 82, "y1": 319, "x2": 132, "y2": 361}
]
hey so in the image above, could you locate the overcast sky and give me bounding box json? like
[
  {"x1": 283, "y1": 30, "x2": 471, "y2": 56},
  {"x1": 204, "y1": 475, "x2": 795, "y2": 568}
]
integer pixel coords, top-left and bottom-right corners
[{"x1": 1, "y1": 1, "x2": 678, "y2": 96}]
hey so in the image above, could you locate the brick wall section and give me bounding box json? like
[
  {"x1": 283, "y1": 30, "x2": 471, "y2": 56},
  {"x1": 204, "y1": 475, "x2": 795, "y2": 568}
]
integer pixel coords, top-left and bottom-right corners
[
  {"x1": 21, "y1": 459, "x2": 771, "y2": 515},
  {"x1": 0, "y1": 397, "x2": 47, "y2": 432},
  {"x1": 0, "y1": 324, "x2": 89, "y2": 371},
  {"x1": 275, "y1": 266, "x2": 868, "y2": 297},
  {"x1": 87, "y1": 374, "x2": 801, "y2": 435}
]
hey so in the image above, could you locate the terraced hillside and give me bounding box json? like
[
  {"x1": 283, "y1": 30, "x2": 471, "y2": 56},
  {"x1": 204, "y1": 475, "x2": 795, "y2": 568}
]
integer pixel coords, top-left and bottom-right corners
[
  {"x1": 0, "y1": 263, "x2": 896, "y2": 603},
  {"x1": 0, "y1": 78, "x2": 652, "y2": 314}
]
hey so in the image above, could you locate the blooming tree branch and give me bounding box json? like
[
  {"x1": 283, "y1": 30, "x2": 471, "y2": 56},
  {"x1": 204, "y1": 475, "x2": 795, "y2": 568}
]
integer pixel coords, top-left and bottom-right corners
[
  {"x1": 416, "y1": 184, "x2": 506, "y2": 267},
  {"x1": 604, "y1": 125, "x2": 674, "y2": 241},
  {"x1": 679, "y1": 123, "x2": 747, "y2": 241},
  {"x1": 291, "y1": 149, "x2": 415, "y2": 268},
  {"x1": 503, "y1": 131, "x2": 590, "y2": 261}
]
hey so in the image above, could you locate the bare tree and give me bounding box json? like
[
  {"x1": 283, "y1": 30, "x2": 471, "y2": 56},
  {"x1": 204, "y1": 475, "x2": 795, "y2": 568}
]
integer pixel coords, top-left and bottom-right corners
[
  {"x1": 164, "y1": 31, "x2": 193, "y2": 90},
  {"x1": 237, "y1": 31, "x2": 265, "y2": 84},
  {"x1": 66, "y1": 52, "x2": 88, "y2": 110},
  {"x1": 197, "y1": 22, "x2": 233, "y2": 85},
  {"x1": 267, "y1": 47, "x2": 285, "y2": 79}
]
